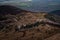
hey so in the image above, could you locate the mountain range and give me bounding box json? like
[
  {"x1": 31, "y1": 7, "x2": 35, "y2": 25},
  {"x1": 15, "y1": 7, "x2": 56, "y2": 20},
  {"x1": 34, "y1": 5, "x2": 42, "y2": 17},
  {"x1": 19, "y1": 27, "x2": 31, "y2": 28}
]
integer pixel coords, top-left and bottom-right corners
[{"x1": 0, "y1": 5, "x2": 60, "y2": 40}]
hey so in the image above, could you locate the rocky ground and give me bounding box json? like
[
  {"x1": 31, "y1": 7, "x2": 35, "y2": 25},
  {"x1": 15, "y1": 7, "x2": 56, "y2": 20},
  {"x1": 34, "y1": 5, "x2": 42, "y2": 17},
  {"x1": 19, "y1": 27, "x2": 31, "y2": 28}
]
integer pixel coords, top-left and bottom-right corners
[
  {"x1": 0, "y1": 5, "x2": 60, "y2": 40},
  {"x1": 0, "y1": 12, "x2": 60, "y2": 40}
]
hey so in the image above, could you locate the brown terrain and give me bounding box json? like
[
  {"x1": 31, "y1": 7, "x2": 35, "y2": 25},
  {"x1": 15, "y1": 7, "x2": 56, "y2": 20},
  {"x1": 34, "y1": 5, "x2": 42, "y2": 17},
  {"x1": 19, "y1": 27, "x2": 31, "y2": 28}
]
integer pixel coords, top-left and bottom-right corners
[{"x1": 0, "y1": 5, "x2": 60, "y2": 40}]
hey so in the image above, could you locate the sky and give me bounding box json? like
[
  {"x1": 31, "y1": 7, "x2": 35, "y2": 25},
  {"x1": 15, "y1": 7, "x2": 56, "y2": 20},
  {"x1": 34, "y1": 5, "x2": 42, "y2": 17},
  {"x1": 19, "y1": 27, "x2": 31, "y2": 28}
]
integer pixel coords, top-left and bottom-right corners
[
  {"x1": 0, "y1": 0, "x2": 32, "y2": 2},
  {"x1": 0, "y1": 0, "x2": 60, "y2": 3},
  {"x1": 0, "y1": 0, "x2": 60, "y2": 12}
]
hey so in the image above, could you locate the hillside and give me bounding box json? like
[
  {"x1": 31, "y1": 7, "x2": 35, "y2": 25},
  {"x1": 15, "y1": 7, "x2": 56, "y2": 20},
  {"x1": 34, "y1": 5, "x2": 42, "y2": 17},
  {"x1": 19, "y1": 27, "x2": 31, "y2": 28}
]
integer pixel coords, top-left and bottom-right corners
[
  {"x1": 48, "y1": 10, "x2": 60, "y2": 16},
  {"x1": 45, "y1": 13, "x2": 60, "y2": 23},
  {"x1": 0, "y1": 5, "x2": 60, "y2": 40}
]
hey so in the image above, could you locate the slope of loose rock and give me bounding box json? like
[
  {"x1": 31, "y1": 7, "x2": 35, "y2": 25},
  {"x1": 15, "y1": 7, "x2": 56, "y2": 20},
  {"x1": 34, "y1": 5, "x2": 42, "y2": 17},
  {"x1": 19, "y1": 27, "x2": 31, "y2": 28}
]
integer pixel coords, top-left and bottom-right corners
[{"x1": 0, "y1": 5, "x2": 60, "y2": 40}]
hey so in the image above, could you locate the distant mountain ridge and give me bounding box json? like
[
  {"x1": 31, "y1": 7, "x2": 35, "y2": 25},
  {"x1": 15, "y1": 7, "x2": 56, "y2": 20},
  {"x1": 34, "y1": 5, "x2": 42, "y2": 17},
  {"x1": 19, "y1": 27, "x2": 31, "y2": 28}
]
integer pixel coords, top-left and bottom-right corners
[
  {"x1": 0, "y1": 5, "x2": 32, "y2": 15},
  {"x1": 48, "y1": 10, "x2": 60, "y2": 16}
]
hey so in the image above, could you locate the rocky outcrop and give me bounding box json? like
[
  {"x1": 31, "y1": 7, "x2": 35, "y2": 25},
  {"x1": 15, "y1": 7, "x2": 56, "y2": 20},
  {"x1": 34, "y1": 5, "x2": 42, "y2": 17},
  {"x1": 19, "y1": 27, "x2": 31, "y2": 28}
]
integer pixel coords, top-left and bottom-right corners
[{"x1": 0, "y1": 5, "x2": 60, "y2": 40}]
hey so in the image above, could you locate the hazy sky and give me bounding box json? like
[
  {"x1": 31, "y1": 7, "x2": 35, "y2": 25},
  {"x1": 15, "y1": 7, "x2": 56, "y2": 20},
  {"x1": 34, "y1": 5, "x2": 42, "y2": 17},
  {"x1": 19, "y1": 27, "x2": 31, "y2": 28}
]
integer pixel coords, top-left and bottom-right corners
[
  {"x1": 0, "y1": 0, "x2": 60, "y2": 5},
  {"x1": 0, "y1": 0, "x2": 32, "y2": 2},
  {"x1": 0, "y1": 0, "x2": 60, "y2": 12},
  {"x1": 0, "y1": 0, "x2": 60, "y2": 2}
]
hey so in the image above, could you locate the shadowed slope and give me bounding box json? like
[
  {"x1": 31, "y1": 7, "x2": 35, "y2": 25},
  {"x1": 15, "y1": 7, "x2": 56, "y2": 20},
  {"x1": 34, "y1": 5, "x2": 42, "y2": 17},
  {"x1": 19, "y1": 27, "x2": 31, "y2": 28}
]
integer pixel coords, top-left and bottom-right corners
[
  {"x1": 49, "y1": 10, "x2": 60, "y2": 16},
  {"x1": 0, "y1": 5, "x2": 31, "y2": 15}
]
